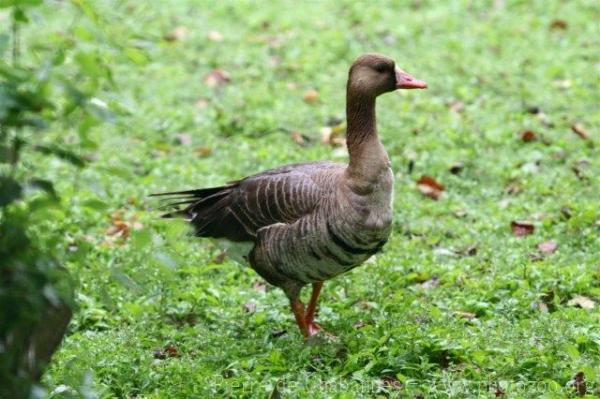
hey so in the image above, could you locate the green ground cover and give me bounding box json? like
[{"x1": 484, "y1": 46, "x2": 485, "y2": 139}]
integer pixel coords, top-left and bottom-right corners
[{"x1": 11, "y1": 0, "x2": 600, "y2": 397}]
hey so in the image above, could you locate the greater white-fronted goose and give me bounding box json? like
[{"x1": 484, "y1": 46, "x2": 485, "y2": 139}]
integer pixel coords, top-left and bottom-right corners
[{"x1": 153, "y1": 53, "x2": 427, "y2": 337}]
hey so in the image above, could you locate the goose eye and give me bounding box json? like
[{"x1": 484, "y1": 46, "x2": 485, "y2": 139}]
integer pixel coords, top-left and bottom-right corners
[{"x1": 374, "y1": 64, "x2": 386, "y2": 73}]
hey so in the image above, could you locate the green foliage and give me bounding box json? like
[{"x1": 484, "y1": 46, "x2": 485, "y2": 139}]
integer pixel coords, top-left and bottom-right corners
[
  {"x1": 0, "y1": 1, "x2": 118, "y2": 396},
  {"x1": 4, "y1": 0, "x2": 598, "y2": 398}
]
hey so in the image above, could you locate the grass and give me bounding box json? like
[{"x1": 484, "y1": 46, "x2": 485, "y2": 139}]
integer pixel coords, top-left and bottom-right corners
[{"x1": 17, "y1": 0, "x2": 600, "y2": 397}]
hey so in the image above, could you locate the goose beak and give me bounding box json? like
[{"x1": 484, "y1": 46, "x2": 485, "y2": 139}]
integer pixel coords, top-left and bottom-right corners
[{"x1": 395, "y1": 68, "x2": 427, "y2": 89}]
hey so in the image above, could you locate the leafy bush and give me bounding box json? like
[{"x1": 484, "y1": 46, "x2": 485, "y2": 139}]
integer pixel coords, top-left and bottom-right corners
[{"x1": 0, "y1": 1, "x2": 116, "y2": 396}]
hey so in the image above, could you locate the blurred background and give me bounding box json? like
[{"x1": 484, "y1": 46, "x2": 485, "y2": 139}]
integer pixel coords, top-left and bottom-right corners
[{"x1": 1, "y1": 1, "x2": 598, "y2": 397}]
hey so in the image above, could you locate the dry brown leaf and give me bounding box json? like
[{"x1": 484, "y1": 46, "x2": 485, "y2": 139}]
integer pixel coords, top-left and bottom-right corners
[
  {"x1": 106, "y1": 220, "x2": 130, "y2": 239},
  {"x1": 194, "y1": 146, "x2": 212, "y2": 158},
  {"x1": 447, "y1": 100, "x2": 464, "y2": 113},
  {"x1": 320, "y1": 124, "x2": 346, "y2": 147},
  {"x1": 286, "y1": 82, "x2": 298, "y2": 90},
  {"x1": 380, "y1": 376, "x2": 403, "y2": 391},
  {"x1": 506, "y1": 181, "x2": 522, "y2": 195},
  {"x1": 252, "y1": 281, "x2": 267, "y2": 293},
  {"x1": 419, "y1": 277, "x2": 440, "y2": 290},
  {"x1": 521, "y1": 130, "x2": 536, "y2": 142},
  {"x1": 567, "y1": 295, "x2": 595, "y2": 310},
  {"x1": 573, "y1": 372, "x2": 586, "y2": 396},
  {"x1": 212, "y1": 252, "x2": 226, "y2": 264},
  {"x1": 207, "y1": 30, "x2": 223, "y2": 42},
  {"x1": 417, "y1": 176, "x2": 444, "y2": 200},
  {"x1": 454, "y1": 311, "x2": 476, "y2": 320},
  {"x1": 353, "y1": 320, "x2": 368, "y2": 329},
  {"x1": 154, "y1": 344, "x2": 179, "y2": 359},
  {"x1": 571, "y1": 123, "x2": 590, "y2": 140},
  {"x1": 204, "y1": 69, "x2": 230, "y2": 87},
  {"x1": 243, "y1": 300, "x2": 257, "y2": 313},
  {"x1": 549, "y1": 19, "x2": 568, "y2": 30},
  {"x1": 164, "y1": 26, "x2": 188, "y2": 42},
  {"x1": 511, "y1": 220, "x2": 534, "y2": 236},
  {"x1": 175, "y1": 133, "x2": 192, "y2": 146},
  {"x1": 303, "y1": 89, "x2": 319, "y2": 103},
  {"x1": 290, "y1": 131, "x2": 309, "y2": 146},
  {"x1": 537, "y1": 240, "x2": 558, "y2": 253},
  {"x1": 572, "y1": 160, "x2": 589, "y2": 180},
  {"x1": 195, "y1": 98, "x2": 209, "y2": 109}
]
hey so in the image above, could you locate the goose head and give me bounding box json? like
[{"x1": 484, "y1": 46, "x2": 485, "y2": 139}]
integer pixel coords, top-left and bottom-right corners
[{"x1": 347, "y1": 53, "x2": 427, "y2": 98}]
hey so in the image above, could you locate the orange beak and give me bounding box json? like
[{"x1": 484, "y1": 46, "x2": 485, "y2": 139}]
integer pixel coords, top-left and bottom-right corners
[{"x1": 395, "y1": 68, "x2": 427, "y2": 89}]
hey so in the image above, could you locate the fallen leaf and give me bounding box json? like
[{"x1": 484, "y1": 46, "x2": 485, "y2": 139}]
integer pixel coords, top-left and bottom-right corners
[
  {"x1": 207, "y1": 30, "x2": 223, "y2": 42},
  {"x1": 572, "y1": 160, "x2": 589, "y2": 180},
  {"x1": 454, "y1": 311, "x2": 476, "y2": 320},
  {"x1": 417, "y1": 176, "x2": 444, "y2": 200},
  {"x1": 449, "y1": 162, "x2": 464, "y2": 175},
  {"x1": 175, "y1": 133, "x2": 192, "y2": 146},
  {"x1": 164, "y1": 26, "x2": 188, "y2": 42},
  {"x1": 320, "y1": 123, "x2": 346, "y2": 147},
  {"x1": 353, "y1": 320, "x2": 368, "y2": 329},
  {"x1": 419, "y1": 277, "x2": 440, "y2": 290},
  {"x1": 212, "y1": 252, "x2": 226, "y2": 264},
  {"x1": 204, "y1": 69, "x2": 230, "y2": 88},
  {"x1": 521, "y1": 130, "x2": 536, "y2": 142},
  {"x1": 303, "y1": 89, "x2": 319, "y2": 103},
  {"x1": 164, "y1": 344, "x2": 179, "y2": 357},
  {"x1": 460, "y1": 244, "x2": 478, "y2": 256},
  {"x1": 495, "y1": 386, "x2": 506, "y2": 397},
  {"x1": 447, "y1": 100, "x2": 464, "y2": 113},
  {"x1": 243, "y1": 300, "x2": 257, "y2": 313},
  {"x1": 290, "y1": 131, "x2": 309, "y2": 146},
  {"x1": 154, "y1": 344, "x2": 179, "y2": 359},
  {"x1": 573, "y1": 372, "x2": 586, "y2": 396},
  {"x1": 560, "y1": 207, "x2": 573, "y2": 219},
  {"x1": 252, "y1": 281, "x2": 267, "y2": 292},
  {"x1": 571, "y1": 123, "x2": 589, "y2": 140},
  {"x1": 286, "y1": 82, "x2": 298, "y2": 90},
  {"x1": 195, "y1": 98, "x2": 209, "y2": 109},
  {"x1": 537, "y1": 240, "x2": 558, "y2": 253},
  {"x1": 194, "y1": 146, "x2": 212, "y2": 158},
  {"x1": 380, "y1": 376, "x2": 403, "y2": 391},
  {"x1": 553, "y1": 79, "x2": 571, "y2": 89},
  {"x1": 567, "y1": 295, "x2": 595, "y2": 310},
  {"x1": 549, "y1": 19, "x2": 568, "y2": 30},
  {"x1": 505, "y1": 181, "x2": 522, "y2": 195},
  {"x1": 511, "y1": 220, "x2": 534, "y2": 237},
  {"x1": 106, "y1": 220, "x2": 130, "y2": 240}
]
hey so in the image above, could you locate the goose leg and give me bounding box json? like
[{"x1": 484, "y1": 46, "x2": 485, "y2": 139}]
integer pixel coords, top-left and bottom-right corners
[
  {"x1": 304, "y1": 282, "x2": 323, "y2": 336},
  {"x1": 290, "y1": 299, "x2": 309, "y2": 337}
]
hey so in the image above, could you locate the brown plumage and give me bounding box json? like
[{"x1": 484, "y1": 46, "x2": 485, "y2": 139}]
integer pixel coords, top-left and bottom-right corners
[{"x1": 152, "y1": 53, "x2": 427, "y2": 337}]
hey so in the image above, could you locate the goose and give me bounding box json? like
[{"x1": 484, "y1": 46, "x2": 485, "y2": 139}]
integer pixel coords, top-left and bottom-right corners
[{"x1": 153, "y1": 53, "x2": 427, "y2": 337}]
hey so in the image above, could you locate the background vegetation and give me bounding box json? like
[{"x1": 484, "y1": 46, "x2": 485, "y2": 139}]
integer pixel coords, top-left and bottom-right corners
[{"x1": 1, "y1": 0, "x2": 598, "y2": 397}]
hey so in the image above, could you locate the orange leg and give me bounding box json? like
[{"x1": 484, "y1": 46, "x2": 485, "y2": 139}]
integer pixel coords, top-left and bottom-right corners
[
  {"x1": 305, "y1": 282, "x2": 323, "y2": 335},
  {"x1": 290, "y1": 299, "x2": 309, "y2": 337}
]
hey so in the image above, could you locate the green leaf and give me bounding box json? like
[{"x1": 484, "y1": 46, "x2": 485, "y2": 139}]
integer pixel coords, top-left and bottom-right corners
[
  {"x1": 27, "y1": 178, "x2": 58, "y2": 199},
  {"x1": 33, "y1": 144, "x2": 86, "y2": 167},
  {"x1": 124, "y1": 47, "x2": 149, "y2": 65},
  {"x1": 0, "y1": 33, "x2": 9, "y2": 56},
  {"x1": 0, "y1": 0, "x2": 42, "y2": 7},
  {"x1": 81, "y1": 198, "x2": 109, "y2": 211},
  {"x1": 0, "y1": 175, "x2": 22, "y2": 207}
]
